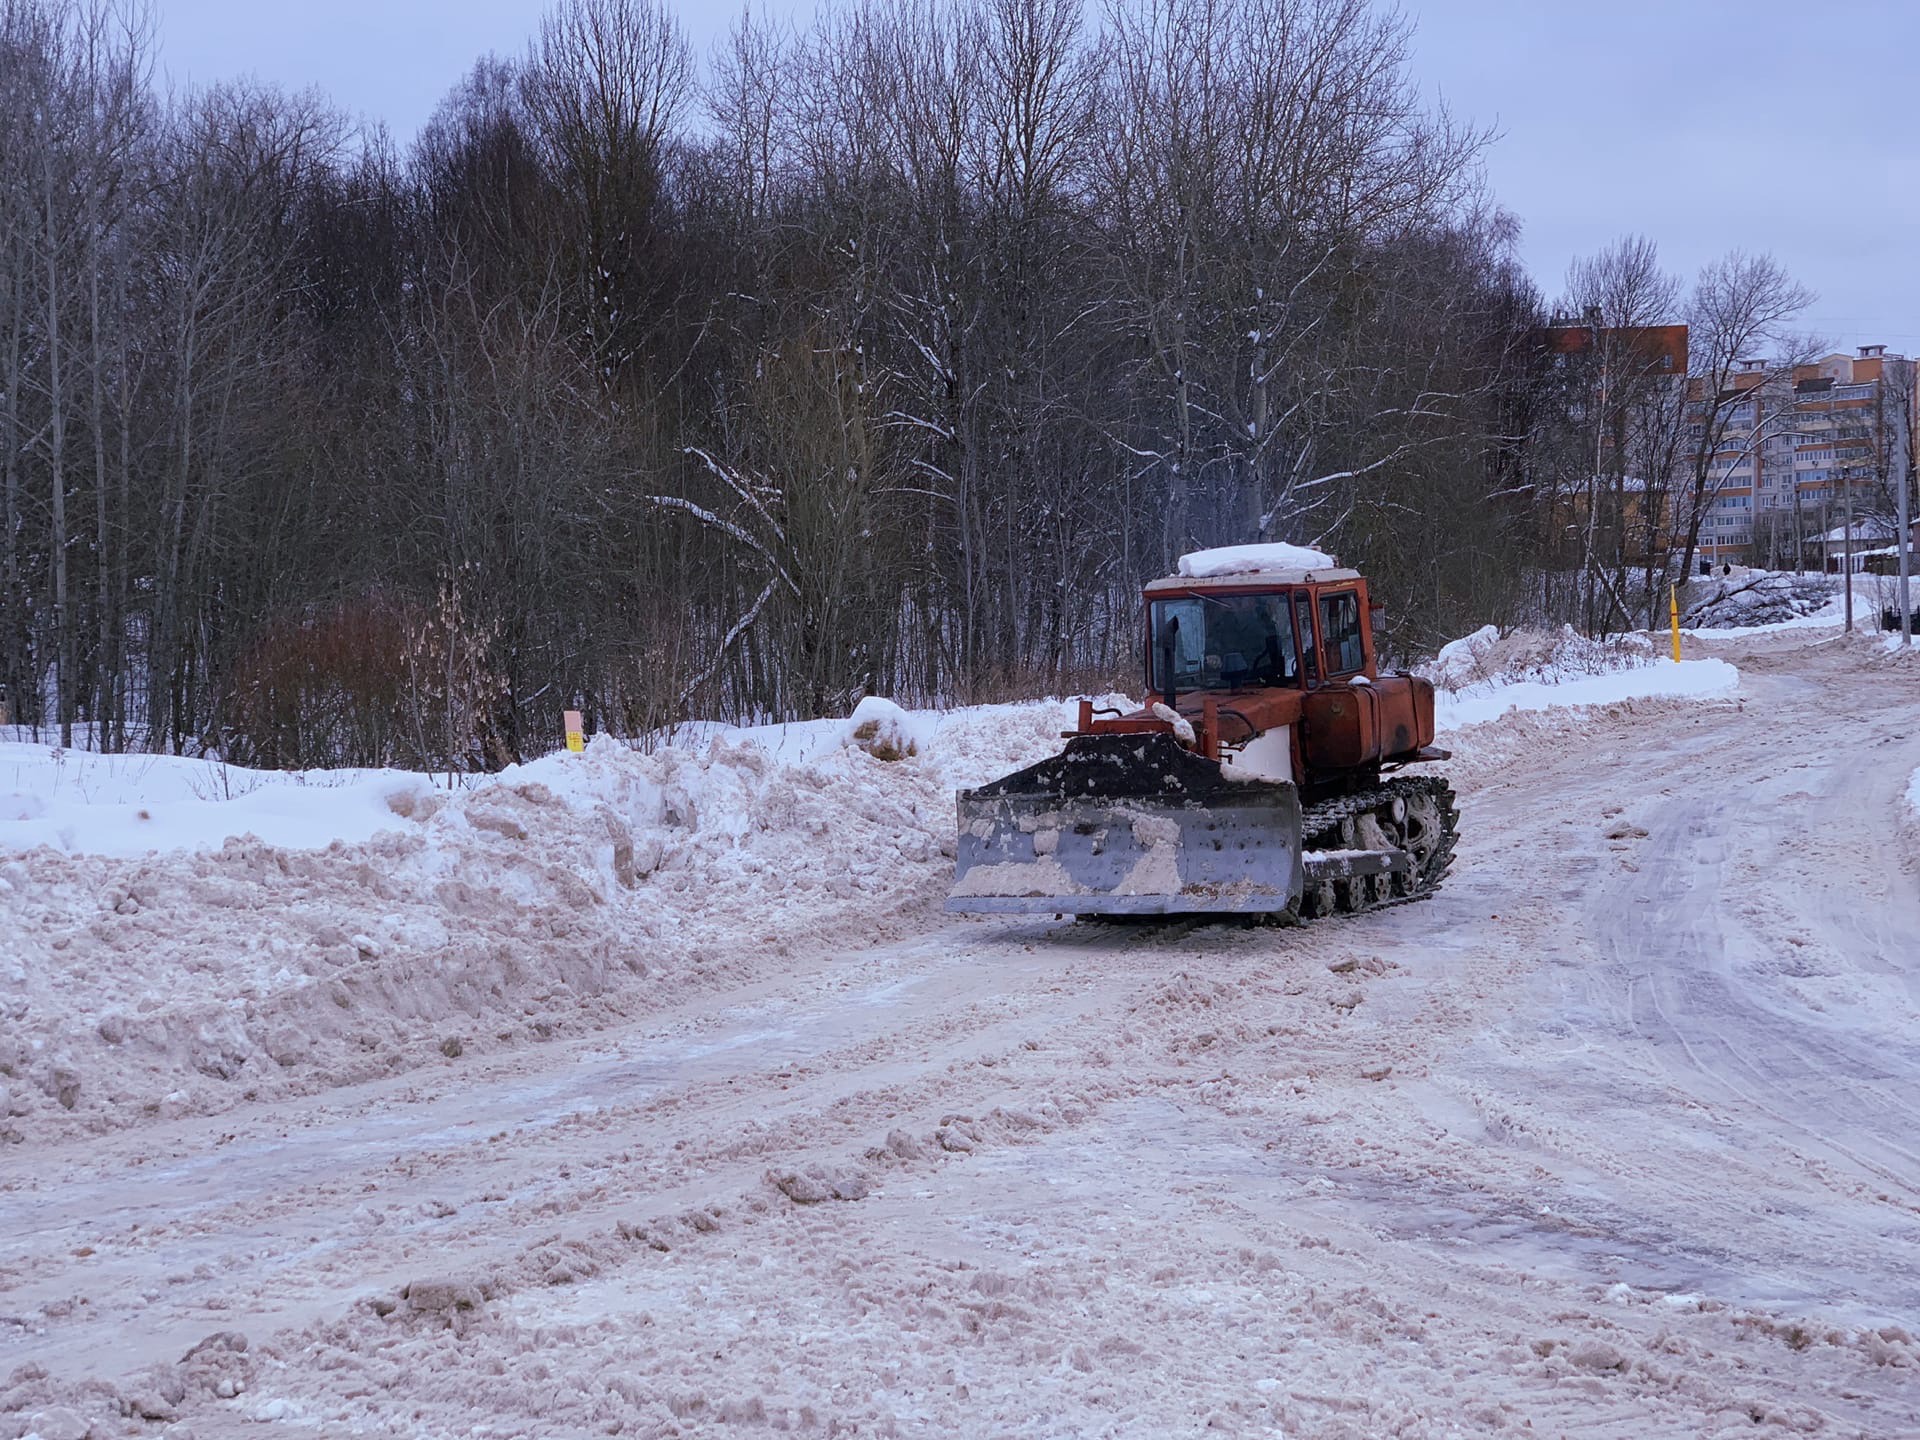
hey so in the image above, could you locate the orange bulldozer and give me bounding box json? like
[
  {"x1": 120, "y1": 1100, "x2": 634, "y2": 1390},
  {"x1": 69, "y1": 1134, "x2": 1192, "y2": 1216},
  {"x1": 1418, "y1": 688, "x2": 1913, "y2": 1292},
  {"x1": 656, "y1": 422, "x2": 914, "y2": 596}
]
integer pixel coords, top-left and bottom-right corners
[{"x1": 948, "y1": 545, "x2": 1458, "y2": 922}]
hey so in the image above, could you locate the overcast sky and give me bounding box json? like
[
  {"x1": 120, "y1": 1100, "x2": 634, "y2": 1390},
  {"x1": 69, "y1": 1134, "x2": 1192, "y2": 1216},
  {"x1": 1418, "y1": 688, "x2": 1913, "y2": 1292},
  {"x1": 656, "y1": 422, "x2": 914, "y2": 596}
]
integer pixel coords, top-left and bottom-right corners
[{"x1": 150, "y1": 0, "x2": 1918, "y2": 358}]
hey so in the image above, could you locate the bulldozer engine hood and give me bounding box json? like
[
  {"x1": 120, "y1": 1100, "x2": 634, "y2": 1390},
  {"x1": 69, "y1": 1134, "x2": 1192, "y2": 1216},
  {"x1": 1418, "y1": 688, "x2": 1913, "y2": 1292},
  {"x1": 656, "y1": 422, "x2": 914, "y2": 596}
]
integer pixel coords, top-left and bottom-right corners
[{"x1": 1154, "y1": 688, "x2": 1305, "y2": 751}]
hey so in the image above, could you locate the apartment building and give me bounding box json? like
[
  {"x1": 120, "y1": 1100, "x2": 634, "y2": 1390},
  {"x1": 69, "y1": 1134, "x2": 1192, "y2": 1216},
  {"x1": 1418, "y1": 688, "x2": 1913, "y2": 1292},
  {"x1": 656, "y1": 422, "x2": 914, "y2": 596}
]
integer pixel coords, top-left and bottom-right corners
[
  {"x1": 1687, "y1": 346, "x2": 1916, "y2": 567},
  {"x1": 1690, "y1": 358, "x2": 1768, "y2": 564}
]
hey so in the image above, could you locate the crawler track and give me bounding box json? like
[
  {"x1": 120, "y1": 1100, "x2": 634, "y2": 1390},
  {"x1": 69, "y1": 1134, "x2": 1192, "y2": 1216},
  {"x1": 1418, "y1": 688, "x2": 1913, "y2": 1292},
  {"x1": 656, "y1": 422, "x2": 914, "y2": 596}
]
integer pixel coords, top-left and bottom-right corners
[{"x1": 1298, "y1": 774, "x2": 1459, "y2": 920}]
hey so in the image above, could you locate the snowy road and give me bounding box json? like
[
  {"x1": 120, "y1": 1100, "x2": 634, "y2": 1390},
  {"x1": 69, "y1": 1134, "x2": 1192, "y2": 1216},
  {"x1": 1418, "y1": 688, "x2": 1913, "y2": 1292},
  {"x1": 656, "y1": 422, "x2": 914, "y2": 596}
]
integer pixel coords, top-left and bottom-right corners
[
  {"x1": 1428, "y1": 636, "x2": 1920, "y2": 1328},
  {"x1": 4, "y1": 629, "x2": 1919, "y2": 1438}
]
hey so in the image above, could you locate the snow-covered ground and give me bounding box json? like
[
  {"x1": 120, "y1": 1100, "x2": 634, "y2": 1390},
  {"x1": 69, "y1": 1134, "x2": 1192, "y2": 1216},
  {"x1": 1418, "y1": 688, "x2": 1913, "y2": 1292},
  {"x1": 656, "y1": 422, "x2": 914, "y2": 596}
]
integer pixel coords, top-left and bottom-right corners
[
  {"x1": 7, "y1": 626, "x2": 1920, "y2": 1438},
  {"x1": 0, "y1": 643, "x2": 1746, "y2": 1150}
]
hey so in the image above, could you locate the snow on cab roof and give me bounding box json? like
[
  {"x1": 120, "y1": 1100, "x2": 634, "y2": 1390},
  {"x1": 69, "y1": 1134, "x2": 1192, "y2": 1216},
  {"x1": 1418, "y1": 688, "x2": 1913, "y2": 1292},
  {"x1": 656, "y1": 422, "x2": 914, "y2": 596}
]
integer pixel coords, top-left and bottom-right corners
[
  {"x1": 1148, "y1": 542, "x2": 1354, "y2": 590},
  {"x1": 1178, "y1": 542, "x2": 1338, "y2": 577}
]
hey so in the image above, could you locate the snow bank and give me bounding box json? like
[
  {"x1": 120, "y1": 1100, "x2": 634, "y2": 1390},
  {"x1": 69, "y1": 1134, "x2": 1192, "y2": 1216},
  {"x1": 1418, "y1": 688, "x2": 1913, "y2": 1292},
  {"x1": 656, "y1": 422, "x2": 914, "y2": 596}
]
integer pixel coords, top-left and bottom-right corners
[
  {"x1": 1427, "y1": 624, "x2": 1500, "y2": 686},
  {"x1": 1682, "y1": 570, "x2": 1892, "y2": 637},
  {"x1": 705, "y1": 698, "x2": 934, "y2": 770},
  {"x1": 0, "y1": 742, "x2": 433, "y2": 857},
  {"x1": 0, "y1": 697, "x2": 1121, "y2": 863},
  {"x1": 1420, "y1": 623, "x2": 1737, "y2": 731},
  {"x1": 1421, "y1": 624, "x2": 1658, "y2": 693},
  {"x1": 1680, "y1": 569, "x2": 1830, "y2": 630},
  {"x1": 702, "y1": 695, "x2": 1133, "y2": 792},
  {"x1": 1178, "y1": 542, "x2": 1338, "y2": 577},
  {"x1": 0, "y1": 696, "x2": 1121, "y2": 1142},
  {"x1": 1436, "y1": 657, "x2": 1740, "y2": 730},
  {"x1": 1908, "y1": 768, "x2": 1920, "y2": 820}
]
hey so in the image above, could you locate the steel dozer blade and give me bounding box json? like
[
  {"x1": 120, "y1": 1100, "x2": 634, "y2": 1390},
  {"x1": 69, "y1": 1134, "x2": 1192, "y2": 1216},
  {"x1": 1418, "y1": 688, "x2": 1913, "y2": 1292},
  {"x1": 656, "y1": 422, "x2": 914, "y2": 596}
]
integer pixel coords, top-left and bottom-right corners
[{"x1": 946, "y1": 733, "x2": 1303, "y2": 916}]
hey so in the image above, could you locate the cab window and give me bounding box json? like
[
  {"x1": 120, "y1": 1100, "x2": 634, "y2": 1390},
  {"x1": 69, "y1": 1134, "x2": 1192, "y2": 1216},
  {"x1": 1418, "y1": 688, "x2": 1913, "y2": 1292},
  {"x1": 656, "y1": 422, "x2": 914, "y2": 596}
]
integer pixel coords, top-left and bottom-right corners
[
  {"x1": 1292, "y1": 595, "x2": 1318, "y2": 683},
  {"x1": 1149, "y1": 593, "x2": 1299, "y2": 692},
  {"x1": 1319, "y1": 590, "x2": 1365, "y2": 674}
]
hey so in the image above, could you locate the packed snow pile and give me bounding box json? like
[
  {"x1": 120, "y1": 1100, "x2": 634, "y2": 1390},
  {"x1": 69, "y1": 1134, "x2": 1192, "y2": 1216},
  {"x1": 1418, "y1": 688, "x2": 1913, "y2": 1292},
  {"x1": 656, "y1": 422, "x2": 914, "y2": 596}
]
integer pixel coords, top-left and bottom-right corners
[
  {"x1": 843, "y1": 696, "x2": 922, "y2": 760},
  {"x1": 1421, "y1": 625, "x2": 1737, "y2": 731},
  {"x1": 1681, "y1": 569, "x2": 1839, "y2": 629},
  {"x1": 0, "y1": 697, "x2": 1111, "y2": 1143},
  {"x1": 1177, "y1": 542, "x2": 1338, "y2": 577}
]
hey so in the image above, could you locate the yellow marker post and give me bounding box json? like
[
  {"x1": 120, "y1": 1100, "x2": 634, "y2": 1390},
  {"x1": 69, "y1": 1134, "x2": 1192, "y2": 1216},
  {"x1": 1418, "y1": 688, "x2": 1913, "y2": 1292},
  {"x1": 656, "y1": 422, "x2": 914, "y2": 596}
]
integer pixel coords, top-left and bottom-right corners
[
  {"x1": 564, "y1": 709, "x2": 585, "y2": 754},
  {"x1": 1668, "y1": 584, "x2": 1682, "y2": 663}
]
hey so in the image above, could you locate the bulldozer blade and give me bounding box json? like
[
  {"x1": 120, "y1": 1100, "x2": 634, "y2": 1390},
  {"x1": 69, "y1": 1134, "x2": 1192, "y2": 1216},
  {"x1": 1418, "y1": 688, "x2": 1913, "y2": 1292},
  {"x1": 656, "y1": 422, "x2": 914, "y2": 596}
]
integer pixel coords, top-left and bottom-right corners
[{"x1": 946, "y1": 733, "x2": 1303, "y2": 916}]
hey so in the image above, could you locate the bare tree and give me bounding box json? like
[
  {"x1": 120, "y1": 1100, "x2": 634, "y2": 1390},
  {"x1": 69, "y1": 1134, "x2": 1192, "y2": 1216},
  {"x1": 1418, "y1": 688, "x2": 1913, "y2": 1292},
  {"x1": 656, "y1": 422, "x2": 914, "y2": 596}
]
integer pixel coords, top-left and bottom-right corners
[
  {"x1": 1674, "y1": 251, "x2": 1814, "y2": 584},
  {"x1": 1555, "y1": 235, "x2": 1684, "y2": 632},
  {"x1": 521, "y1": 0, "x2": 693, "y2": 387},
  {"x1": 0, "y1": 0, "x2": 1591, "y2": 762},
  {"x1": 1094, "y1": 0, "x2": 1493, "y2": 563}
]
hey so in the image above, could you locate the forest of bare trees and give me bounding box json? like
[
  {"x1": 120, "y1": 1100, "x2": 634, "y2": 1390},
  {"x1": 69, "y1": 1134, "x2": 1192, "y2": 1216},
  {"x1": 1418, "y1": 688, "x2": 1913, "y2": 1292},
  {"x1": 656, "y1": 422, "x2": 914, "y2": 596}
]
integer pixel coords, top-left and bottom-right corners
[{"x1": 0, "y1": 0, "x2": 1819, "y2": 768}]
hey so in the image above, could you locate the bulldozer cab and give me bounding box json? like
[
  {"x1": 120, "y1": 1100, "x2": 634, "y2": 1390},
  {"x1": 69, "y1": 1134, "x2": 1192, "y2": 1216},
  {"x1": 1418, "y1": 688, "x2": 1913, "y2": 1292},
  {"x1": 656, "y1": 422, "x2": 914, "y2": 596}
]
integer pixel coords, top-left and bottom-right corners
[{"x1": 1146, "y1": 575, "x2": 1373, "y2": 699}]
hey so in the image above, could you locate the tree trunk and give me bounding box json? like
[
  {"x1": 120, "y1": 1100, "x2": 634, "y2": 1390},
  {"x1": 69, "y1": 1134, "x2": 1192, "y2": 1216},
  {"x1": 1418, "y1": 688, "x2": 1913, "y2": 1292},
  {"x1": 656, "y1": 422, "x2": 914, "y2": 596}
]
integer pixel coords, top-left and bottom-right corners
[
  {"x1": 46, "y1": 151, "x2": 73, "y2": 744},
  {"x1": 1, "y1": 263, "x2": 26, "y2": 728},
  {"x1": 89, "y1": 183, "x2": 112, "y2": 748}
]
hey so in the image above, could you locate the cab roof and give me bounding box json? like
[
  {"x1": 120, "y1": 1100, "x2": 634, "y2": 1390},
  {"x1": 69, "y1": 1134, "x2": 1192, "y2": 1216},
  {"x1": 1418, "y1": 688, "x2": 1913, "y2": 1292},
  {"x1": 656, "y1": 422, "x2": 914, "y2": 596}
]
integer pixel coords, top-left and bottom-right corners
[{"x1": 1144, "y1": 567, "x2": 1361, "y2": 594}]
